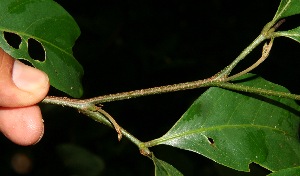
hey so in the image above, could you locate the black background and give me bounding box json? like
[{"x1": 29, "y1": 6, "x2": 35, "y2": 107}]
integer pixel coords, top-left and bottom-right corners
[{"x1": 1, "y1": 0, "x2": 300, "y2": 175}]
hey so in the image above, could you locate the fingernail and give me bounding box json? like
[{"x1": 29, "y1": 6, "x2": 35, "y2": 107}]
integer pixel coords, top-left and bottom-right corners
[{"x1": 12, "y1": 60, "x2": 49, "y2": 92}]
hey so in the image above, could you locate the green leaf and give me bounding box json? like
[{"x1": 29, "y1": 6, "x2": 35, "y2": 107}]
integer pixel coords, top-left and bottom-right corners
[
  {"x1": 56, "y1": 143, "x2": 105, "y2": 176},
  {"x1": 152, "y1": 154, "x2": 184, "y2": 176},
  {"x1": 151, "y1": 74, "x2": 300, "y2": 172},
  {"x1": 0, "y1": 0, "x2": 83, "y2": 98},
  {"x1": 268, "y1": 166, "x2": 300, "y2": 176},
  {"x1": 273, "y1": 0, "x2": 300, "y2": 21},
  {"x1": 275, "y1": 26, "x2": 300, "y2": 43}
]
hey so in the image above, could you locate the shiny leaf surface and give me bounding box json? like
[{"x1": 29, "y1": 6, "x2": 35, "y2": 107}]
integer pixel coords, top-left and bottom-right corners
[
  {"x1": 152, "y1": 74, "x2": 300, "y2": 172},
  {"x1": 273, "y1": 0, "x2": 300, "y2": 21}
]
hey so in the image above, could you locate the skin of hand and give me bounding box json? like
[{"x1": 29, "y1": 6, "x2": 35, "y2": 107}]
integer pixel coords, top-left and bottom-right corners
[{"x1": 0, "y1": 48, "x2": 49, "y2": 145}]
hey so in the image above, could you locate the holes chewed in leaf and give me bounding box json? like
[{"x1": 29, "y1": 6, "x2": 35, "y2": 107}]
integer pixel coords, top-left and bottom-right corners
[
  {"x1": 19, "y1": 59, "x2": 33, "y2": 67},
  {"x1": 207, "y1": 137, "x2": 214, "y2": 145},
  {"x1": 28, "y1": 38, "x2": 45, "y2": 62},
  {"x1": 3, "y1": 31, "x2": 22, "y2": 49}
]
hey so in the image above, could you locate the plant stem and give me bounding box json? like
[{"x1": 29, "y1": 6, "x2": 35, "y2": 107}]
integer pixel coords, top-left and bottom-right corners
[
  {"x1": 43, "y1": 73, "x2": 300, "y2": 153},
  {"x1": 224, "y1": 38, "x2": 274, "y2": 81},
  {"x1": 214, "y1": 34, "x2": 266, "y2": 79},
  {"x1": 43, "y1": 78, "x2": 216, "y2": 107},
  {"x1": 85, "y1": 79, "x2": 216, "y2": 104},
  {"x1": 78, "y1": 109, "x2": 151, "y2": 156},
  {"x1": 42, "y1": 27, "x2": 294, "y2": 155},
  {"x1": 43, "y1": 33, "x2": 270, "y2": 107}
]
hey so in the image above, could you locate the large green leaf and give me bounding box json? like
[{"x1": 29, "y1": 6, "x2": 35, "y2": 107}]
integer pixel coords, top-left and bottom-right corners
[
  {"x1": 268, "y1": 166, "x2": 300, "y2": 176},
  {"x1": 152, "y1": 154, "x2": 183, "y2": 176},
  {"x1": 150, "y1": 74, "x2": 300, "y2": 172},
  {"x1": 0, "y1": 0, "x2": 83, "y2": 98},
  {"x1": 273, "y1": 0, "x2": 300, "y2": 21}
]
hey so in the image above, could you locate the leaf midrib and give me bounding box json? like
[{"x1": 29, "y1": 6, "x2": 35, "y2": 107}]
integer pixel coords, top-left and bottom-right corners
[
  {"x1": 159, "y1": 124, "x2": 294, "y2": 144},
  {"x1": 274, "y1": 0, "x2": 292, "y2": 20}
]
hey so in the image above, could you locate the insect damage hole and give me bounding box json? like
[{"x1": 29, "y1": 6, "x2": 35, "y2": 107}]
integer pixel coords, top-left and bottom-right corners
[
  {"x1": 3, "y1": 31, "x2": 22, "y2": 49},
  {"x1": 28, "y1": 38, "x2": 45, "y2": 62},
  {"x1": 207, "y1": 137, "x2": 215, "y2": 145}
]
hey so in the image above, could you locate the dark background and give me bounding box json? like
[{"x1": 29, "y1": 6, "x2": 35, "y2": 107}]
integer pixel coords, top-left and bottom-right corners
[{"x1": 1, "y1": 0, "x2": 300, "y2": 175}]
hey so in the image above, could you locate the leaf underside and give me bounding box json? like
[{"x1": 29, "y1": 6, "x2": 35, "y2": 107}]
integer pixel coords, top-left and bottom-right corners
[
  {"x1": 276, "y1": 26, "x2": 300, "y2": 44},
  {"x1": 152, "y1": 154, "x2": 184, "y2": 176},
  {"x1": 155, "y1": 74, "x2": 300, "y2": 172},
  {"x1": 0, "y1": 0, "x2": 83, "y2": 98}
]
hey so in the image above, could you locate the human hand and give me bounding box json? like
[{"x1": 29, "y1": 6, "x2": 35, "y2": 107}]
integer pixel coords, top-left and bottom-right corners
[{"x1": 0, "y1": 48, "x2": 49, "y2": 145}]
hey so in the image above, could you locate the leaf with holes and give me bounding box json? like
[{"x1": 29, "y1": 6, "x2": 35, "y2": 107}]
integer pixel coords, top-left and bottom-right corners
[
  {"x1": 148, "y1": 74, "x2": 300, "y2": 172},
  {"x1": 273, "y1": 0, "x2": 300, "y2": 21},
  {"x1": 0, "y1": 0, "x2": 83, "y2": 98},
  {"x1": 152, "y1": 154, "x2": 183, "y2": 176}
]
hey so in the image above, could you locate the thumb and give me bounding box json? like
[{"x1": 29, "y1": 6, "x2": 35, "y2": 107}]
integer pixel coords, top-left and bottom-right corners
[{"x1": 0, "y1": 48, "x2": 49, "y2": 107}]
